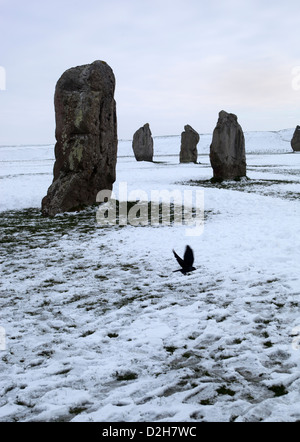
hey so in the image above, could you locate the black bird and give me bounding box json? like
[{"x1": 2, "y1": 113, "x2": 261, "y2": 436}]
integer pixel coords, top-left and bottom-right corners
[{"x1": 173, "y1": 245, "x2": 196, "y2": 274}]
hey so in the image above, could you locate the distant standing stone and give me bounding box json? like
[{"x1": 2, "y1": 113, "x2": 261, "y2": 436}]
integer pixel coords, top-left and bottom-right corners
[
  {"x1": 132, "y1": 123, "x2": 154, "y2": 162},
  {"x1": 180, "y1": 125, "x2": 199, "y2": 163},
  {"x1": 41, "y1": 60, "x2": 118, "y2": 216},
  {"x1": 291, "y1": 126, "x2": 300, "y2": 151},
  {"x1": 210, "y1": 110, "x2": 246, "y2": 180}
]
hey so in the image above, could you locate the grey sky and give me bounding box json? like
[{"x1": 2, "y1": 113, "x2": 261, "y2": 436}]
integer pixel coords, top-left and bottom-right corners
[{"x1": 0, "y1": 0, "x2": 299, "y2": 144}]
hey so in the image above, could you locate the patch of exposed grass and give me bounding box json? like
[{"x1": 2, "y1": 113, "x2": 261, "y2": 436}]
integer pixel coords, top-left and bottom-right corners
[
  {"x1": 0, "y1": 207, "x2": 99, "y2": 254},
  {"x1": 165, "y1": 346, "x2": 177, "y2": 354},
  {"x1": 115, "y1": 371, "x2": 138, "y2": 381},
  {"x1": 263, "y1": 341, "x2": 273, "y2": 348},
  {"x1": 184, "y1": 178, "x2": 300, "y2": 201},
  {"x1": 80, "y1": 330, "x2": 95, "y2": 338},
  {"x1": 268, "y1": 384, "x2": 288, "y2": 397},
  {"x1": 69, "y1": 405, "x2": 89, "y2": 416},
  {"x1": 107, "y1": 333, "x2": 119, "y2": 338},
  {"x1": 216, "y1": 385, "x2": 236, "y2": 397},
  {"x1": 43, "y1": 279, "x2": 64, "y2": 288},
  {"x1": 200, "y1": 399, "x2": 213, "y2": 406}
]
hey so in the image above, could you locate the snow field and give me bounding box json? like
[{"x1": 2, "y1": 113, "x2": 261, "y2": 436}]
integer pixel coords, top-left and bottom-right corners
[{"x1": 0, "y1": 131, "x2": 300, "y2": 421}]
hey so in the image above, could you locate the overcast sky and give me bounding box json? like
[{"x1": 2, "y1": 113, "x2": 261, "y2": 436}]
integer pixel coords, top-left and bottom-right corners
[{"x1": 0, "y1": 0, "x2": 299, "y2": 144}]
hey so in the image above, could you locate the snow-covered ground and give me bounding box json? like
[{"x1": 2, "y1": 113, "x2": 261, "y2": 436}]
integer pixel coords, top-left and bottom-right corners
[{"x1": 0, "y1": 129, "x2": 300, "y2": 422}]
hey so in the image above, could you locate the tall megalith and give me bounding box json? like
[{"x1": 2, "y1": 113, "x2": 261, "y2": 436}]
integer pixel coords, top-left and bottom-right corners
[
  {"x1": 42, "y1": 60, "x2": 118, "y2": 216},
  {"x1": 132, "y1": 123, "x2": 154, "y2": 162},
  {"x1": 291, "y1": 126, "x2": 300, "y2": 152},
  {"x1": 210, "y1": 110, "x2": 246, "y2": 180},
  {"x1": 180, "y1": 125, "x2": 199, "y2": 163}
]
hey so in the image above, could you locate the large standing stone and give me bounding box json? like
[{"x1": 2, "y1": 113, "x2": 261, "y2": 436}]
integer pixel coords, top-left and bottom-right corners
[
  {"x1": 210, "y1": 110, "x2": 246, "y2": 180},
  {"x1": 180, "y1": 125, "x2": 199, "y2": 163},
  {"x1": 291, "y1": 126, "x2": 300, "y2": 151},
  {"x1": 132, "y1": 123, "x2": 154, "y2": 162},
  {"x1": 41, "y1": 60, "x2": 117, "y2": 216}
]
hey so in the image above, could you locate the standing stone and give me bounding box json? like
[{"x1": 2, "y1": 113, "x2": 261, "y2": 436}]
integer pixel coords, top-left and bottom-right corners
[
  {"x1": 291, "y1": 126, "x2": 300, "y2": 151},
  {"x1": 210, "y1": 110, "x2": 246, "y2": 180},
  {"x1": 132, "y1": 123, "x2": 154, "y2": 161},
  {"x1": 180, "y1": 125, "x2": 199, "y2": 163},
  {"x1": 41, "y1": 60, "x2": 117, "y2": 216}
]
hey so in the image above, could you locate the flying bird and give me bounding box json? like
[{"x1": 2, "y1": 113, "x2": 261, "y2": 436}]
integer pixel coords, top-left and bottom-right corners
[{"x1": 173, "y1": 245, "x2": 196, "y2": 274}]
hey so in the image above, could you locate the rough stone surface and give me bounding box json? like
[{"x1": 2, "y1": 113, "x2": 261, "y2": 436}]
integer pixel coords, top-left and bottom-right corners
[
  {"x1": 180, "y1": 125, "x2": 199, "y2": 163},
  {"x1": 132, "y1": 123, "x2": 154, "y2": 162},
  {"x1": 291, "y1": 126, "x2": 300, "y2": 151},
  {"x1": 210, "y1": 110, "x2": 246, "y2": 180},
  {"x1": 42, "y1": 60, "x2": 117, "y2": 216}
]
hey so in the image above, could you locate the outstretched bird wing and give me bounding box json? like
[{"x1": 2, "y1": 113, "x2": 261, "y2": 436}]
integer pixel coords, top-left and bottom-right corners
[
  {"x1": 183, "y1": 246, "x2": 194, "y2": 267},
  {"x1": 173, "y1": 249, "x2": 185, "y2": 268}
]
